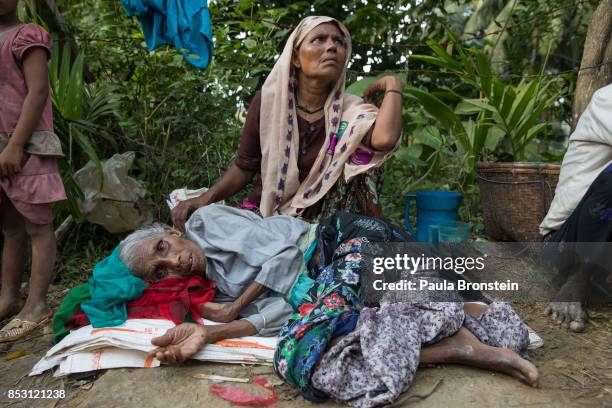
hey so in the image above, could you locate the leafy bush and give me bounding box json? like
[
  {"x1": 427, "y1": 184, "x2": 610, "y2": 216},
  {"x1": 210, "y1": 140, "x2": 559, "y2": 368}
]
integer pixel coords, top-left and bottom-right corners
[
  {"x1": 405, "y1": 37, "x2": 561, "y2": 181},
  {"x1": 12, "y1": 0, "x2": 598, "y2": 283},
  {"x1": 50, "y1": 43, "x2": 120, "y2": 220}
]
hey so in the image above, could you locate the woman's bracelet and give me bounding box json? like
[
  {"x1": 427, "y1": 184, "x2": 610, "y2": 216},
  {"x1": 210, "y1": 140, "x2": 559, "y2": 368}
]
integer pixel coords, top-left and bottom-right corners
[{"x1": 385, "y1": 89, "x2": 404, "y2": 97}]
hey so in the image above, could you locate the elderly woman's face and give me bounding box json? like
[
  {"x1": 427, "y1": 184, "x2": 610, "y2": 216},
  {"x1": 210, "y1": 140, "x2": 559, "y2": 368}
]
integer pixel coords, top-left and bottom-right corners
[
  {"x1": 293, "y1": 23, "x2": 348, "y2": 84},
  {"x1": 130, "y1": 231, "x2": 206, "y2": 282}
]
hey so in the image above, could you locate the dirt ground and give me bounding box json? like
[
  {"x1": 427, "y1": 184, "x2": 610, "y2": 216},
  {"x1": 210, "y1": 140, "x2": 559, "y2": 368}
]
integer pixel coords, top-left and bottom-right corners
[{"x1": 0, "y1": 287, "x2": 610, "y2": 408}]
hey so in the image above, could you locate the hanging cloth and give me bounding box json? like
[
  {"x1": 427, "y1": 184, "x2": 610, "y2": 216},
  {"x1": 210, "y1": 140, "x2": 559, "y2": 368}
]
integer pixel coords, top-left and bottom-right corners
[{"x1": 121, "y1": 0, "x2": 213, "y2": 69}]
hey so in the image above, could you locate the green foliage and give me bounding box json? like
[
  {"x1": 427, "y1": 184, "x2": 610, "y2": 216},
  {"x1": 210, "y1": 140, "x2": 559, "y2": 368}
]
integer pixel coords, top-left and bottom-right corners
[
  {"x1": 49, "y1": 43, "x2": 84, "y2": 119},
  {"x1": 14, "y1": 0, "x2": 599, "y2": 280},
  {"x1": 405, "y1": 38, "x2": 560, "y2": 187},
  {"x1": 54, "y1": 222, "x2": 118, "y2": 287},
  {"x1": 346, "y1": 72, "x2": 407, "y2": 97},
  {"x1": 49, "y1": 44, "x2": 119, "y2": 220}
]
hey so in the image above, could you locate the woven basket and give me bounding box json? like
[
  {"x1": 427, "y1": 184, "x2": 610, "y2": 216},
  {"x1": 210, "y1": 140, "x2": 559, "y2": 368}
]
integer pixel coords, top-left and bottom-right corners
[{"x1": 476, "y1": 162, "x2": 560, "y2": 241}]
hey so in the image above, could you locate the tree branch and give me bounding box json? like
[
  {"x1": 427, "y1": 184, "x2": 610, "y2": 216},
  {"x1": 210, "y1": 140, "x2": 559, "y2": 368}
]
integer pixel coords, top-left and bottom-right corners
[{"x1": 571, "y1": 0, "x2": 612, "y2": 130}]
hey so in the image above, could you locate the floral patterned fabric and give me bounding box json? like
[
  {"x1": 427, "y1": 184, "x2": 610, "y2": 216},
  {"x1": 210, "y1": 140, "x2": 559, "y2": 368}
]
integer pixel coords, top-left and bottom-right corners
[
  {"x1": 305, "y1": 165, "x2": 384, "y2": 222},
  {"x1": 236, "y1": 165, "x2": 385, "y2": 222},
  {"x1": 463, "y1": 301, "x2": 529, "y2": 358},
  {"x1": 311, "y1": 302, "x2": 463, "y2": 407},
  {"x1": 274, "y1": 212, "x2": 531, "y2": 405},
  {"x1": 273, "y1": 212, "x2": 411, "y2": 402},
  {"x1": 311, "y1": 301, "x2": 529, "y2": 408}
]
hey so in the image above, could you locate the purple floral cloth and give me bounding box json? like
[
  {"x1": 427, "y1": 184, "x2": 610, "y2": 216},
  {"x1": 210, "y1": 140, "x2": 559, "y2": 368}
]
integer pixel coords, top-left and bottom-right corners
[
  {"x1": 463, "y1": 301, "x2": 529, "y2": 357},
  {"x1": 311, "y1": 301, "x2": 529, "y2": 408}
]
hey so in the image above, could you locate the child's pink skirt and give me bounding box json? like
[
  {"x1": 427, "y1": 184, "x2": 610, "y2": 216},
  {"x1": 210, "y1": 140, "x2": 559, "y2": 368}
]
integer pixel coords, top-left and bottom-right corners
[{"x1": 0, "y1": 153, "x2": 66, "y2": 225}]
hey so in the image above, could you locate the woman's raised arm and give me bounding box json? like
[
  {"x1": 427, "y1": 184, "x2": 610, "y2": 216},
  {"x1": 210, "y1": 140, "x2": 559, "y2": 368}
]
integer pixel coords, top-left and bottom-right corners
[{"x1": 363, "y1": 76, "x2": 404, "y2": 151}]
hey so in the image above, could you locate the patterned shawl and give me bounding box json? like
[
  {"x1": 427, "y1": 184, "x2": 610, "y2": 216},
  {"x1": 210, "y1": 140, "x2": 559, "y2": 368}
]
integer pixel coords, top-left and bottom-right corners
[{"x1": 259, "y1": 16, "x2": 400, "y2": 217}]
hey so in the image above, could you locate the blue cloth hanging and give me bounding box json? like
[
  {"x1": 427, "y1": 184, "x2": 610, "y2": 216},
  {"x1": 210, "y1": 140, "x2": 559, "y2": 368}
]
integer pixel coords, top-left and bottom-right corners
[
  {"x1": 121, "y1": 0, "x2": 213, "y2": 69},
  {"x1": 81, "y1": 246, "x2": 148, "y2": 328}
]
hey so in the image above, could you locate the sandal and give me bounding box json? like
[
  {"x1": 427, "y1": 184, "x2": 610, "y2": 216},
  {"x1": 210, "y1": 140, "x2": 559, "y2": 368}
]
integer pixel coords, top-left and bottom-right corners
[{"x1": 0, "y1": 314, "x2": 51, "y2": 343}]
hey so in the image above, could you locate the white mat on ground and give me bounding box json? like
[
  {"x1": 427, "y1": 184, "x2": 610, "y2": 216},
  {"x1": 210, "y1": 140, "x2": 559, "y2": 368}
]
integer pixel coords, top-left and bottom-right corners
[{"x1": 30, "y1": 319, "x2": 277, "y2": 377}]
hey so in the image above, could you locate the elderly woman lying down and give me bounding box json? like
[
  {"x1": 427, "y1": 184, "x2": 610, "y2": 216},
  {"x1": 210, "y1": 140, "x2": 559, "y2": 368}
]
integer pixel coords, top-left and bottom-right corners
[
  {"x1": 115, "y1": 205, "x2": 538, "y2": 407},
  {"x1": 53, "y1": 205, "x2": 305, "y2": 344}
]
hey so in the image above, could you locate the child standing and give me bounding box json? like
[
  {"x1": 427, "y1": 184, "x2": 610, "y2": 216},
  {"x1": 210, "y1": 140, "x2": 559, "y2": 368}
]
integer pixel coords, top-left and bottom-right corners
[{"x1": 0, "y1": 0, "x2": 66, "y2": 341}]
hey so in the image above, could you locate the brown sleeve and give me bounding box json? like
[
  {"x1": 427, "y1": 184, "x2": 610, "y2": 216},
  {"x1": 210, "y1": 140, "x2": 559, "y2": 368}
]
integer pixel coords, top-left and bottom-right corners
[{"x1": 235, "y1": 91, "x2": 263, "y2": 172}]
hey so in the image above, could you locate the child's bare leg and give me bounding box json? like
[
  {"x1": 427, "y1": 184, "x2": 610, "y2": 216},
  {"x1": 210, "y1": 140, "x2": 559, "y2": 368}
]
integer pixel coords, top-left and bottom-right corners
[
  {"x1": 17, "y1": 220, "x2": 55, "y2": 322},
  {"x1": 0, "y1": 197, "x2": 27, "y2": 319},
  {"x1": 420, "y1": 327, "x2": 539, "y2": 386}
]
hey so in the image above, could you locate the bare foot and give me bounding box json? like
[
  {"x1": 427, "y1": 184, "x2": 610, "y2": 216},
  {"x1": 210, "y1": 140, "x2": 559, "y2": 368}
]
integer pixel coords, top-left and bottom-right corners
[
  {"x1": 0, "y1": 296, "x2": 20, "y2": 321},
  {"x1": 14, "y1": 302, "x2": 51, "y2": 324},
  {"x1": 543, "y1": 271, "x2": 588, "y2": 332},
  {"x1": 543, "y1": 301, "x2": 586, "y2": 332},
  {"x1": 420, "y1": 327, "x2": 539, "y2": 387}
]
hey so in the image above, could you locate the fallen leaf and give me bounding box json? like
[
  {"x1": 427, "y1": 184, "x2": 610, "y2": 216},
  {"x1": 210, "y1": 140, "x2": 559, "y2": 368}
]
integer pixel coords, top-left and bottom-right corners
[
  {"x1": 4, "y1": 350, "x2": 26, "y2": 361},
  {"x1": 80, "y1": 383, "x2": 94, "y2": 391},
  {"x1": 552, "y1": 359, "x2": 568, "y2": 369},
  {"x1": 266, "y1": 379, "x2": 285, "y2": 387}
]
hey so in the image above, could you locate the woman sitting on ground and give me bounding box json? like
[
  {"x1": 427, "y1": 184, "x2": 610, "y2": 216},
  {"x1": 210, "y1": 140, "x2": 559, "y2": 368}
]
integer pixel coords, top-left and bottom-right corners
[
  {"x1": 171, "y1": 16, "x2": 403, "y2": 230},
  {"x1": 109, "y1": 204, "x2": 539, "y2": 406},
  {"x1": 540, "y1": 84, "x2": 612, "y2": 332}
]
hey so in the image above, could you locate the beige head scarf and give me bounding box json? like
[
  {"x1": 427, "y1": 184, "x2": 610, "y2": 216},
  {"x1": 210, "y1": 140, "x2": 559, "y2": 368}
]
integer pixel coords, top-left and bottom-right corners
[{"x1": 259, "y1": 16, "x2": 400, "y2": 217}]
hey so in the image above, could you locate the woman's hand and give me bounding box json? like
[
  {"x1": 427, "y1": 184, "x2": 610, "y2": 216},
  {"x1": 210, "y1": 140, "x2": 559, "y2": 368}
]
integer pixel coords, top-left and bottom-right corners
[
  {"x1": 0, "y1": 144, "x2": 24, "y2": 178},
  {"x1": 148, "y1": 323, "x2": 209, "y2": 364},
  {"x1": 147, "y1": 320, "x2": 258, "y2": 364},
  {"x1": 171, "y1": 193, "x2": 212, "y2": 233},
  {"x1": 362, "y1": 76, "x2": 404, "y2": 105},
  {"x1": 171, "y1": 164, "x2": 256, "y2": 232},
  {"x1": 199, "y1": 302, "x2": 239, "y2": 323}
]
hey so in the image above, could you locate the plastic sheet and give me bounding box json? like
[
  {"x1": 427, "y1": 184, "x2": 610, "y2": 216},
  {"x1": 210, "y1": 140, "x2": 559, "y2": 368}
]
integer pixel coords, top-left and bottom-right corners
[
  {"x1": 166, "y1": 186, "x2": 224, "y2": 209},
  {"x1": 74, "y1": 152, "x2": 151, "y2": 233},
  {"x1": 30, "y1": 319, "x2": 277, "y2": 377}
]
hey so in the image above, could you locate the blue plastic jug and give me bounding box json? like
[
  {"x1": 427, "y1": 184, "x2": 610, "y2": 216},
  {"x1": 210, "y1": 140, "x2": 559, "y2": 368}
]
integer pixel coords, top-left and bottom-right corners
[{"x1": 404, "y1": 191, "x2": 463, "y2": 242}]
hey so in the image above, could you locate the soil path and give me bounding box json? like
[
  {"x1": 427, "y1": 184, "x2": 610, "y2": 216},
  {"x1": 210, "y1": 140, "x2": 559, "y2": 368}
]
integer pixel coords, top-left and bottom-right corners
[{"x1": 1, "y1": 301, "x2": 610, "y2": 408}]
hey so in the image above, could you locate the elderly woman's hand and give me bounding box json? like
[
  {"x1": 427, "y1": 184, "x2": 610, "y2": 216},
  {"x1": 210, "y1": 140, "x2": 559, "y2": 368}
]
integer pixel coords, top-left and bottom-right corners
[
  {"x1": 362, "y1": 76, "x2": 404, "y2": 105},
  {"x1": 147, "y1": 323, "x2": 209, "y2": 364},
  {"x1": 199, "y1": 302, "x2": 239, "y2": 323}
]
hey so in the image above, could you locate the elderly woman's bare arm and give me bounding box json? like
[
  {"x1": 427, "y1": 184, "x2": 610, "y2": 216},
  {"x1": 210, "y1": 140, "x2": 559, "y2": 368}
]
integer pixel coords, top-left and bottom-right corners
[
  {"x1": 363, "y1": 76, "x2": 404, "y2": 151},
  {"x1": 147, "y1": 320, "x2": 257, "y2": 364},
  {"x1": 171, "y1": 163, "x2": 256, "y2": 231},
  {"x1": 199, "y1": 282, "x2": 268, "y2": 322}
]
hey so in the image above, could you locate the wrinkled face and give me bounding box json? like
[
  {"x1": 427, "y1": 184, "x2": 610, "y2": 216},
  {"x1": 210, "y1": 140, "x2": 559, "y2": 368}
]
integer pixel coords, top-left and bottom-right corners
[
  {"x1": 0, "y1": 0, "x2": 18, "y2": 16},
  {"x1": 292, "y1": 22, "x2": 348, "y2": 85},
  {"x1": 129, "y1": 231, "x2": 206, "y2": 282}
]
